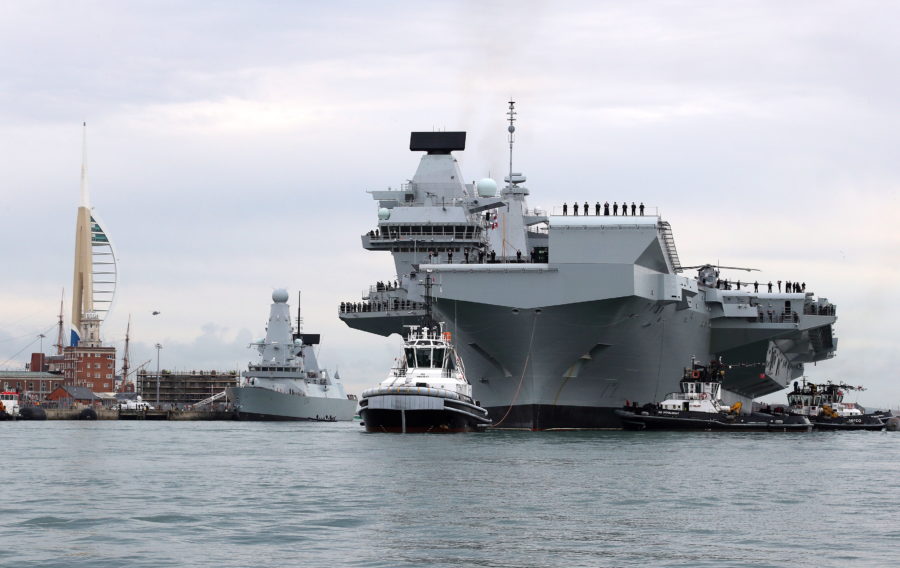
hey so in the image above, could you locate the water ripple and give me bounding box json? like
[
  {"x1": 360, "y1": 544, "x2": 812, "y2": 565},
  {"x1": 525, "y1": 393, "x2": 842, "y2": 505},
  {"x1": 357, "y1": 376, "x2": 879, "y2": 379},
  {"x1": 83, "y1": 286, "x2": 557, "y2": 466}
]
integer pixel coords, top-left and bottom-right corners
[{"x1": 1, "y1": 422, "x2": 898, "y2": 567}]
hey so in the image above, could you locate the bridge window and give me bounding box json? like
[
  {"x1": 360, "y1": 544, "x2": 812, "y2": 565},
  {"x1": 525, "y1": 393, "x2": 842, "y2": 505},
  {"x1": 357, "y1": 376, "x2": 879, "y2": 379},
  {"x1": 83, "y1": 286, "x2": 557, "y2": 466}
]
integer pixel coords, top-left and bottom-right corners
[
  {"x1": 415, "y1": 348, "x2": 432, "y2": 368},
  {"x1": 432, "y1": 348, "x2": 445, "y2": 368}
]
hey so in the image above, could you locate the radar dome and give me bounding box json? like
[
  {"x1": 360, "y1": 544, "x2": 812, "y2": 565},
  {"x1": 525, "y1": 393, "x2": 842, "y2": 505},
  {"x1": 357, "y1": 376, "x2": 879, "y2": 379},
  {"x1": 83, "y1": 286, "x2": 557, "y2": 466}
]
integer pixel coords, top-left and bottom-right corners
[
  {"x1": 272, "y1": 289, "x2": 289, "y2": 303},
  {"x1": 378, "y1": 207, "x2": 391, "y2": 220},
  {"x1": 476, "y1": 178, "x2": 498, "y2": 198}
]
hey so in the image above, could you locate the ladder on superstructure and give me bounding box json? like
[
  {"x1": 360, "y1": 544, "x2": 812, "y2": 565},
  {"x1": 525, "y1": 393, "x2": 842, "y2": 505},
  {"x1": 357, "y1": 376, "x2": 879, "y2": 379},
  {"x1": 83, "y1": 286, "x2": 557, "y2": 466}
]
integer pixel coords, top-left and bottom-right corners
[{"x1": 659, "y1": 221, "x2": 682, "y2": 273}]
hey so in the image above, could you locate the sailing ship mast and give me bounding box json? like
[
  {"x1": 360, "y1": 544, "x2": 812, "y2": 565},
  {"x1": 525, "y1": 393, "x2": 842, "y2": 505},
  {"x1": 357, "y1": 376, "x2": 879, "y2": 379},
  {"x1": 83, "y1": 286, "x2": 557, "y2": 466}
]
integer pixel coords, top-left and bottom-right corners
[
  {"x1": 118, "y1": 315, "x2": 131, "y2": 392},
  {"x1": 54, "y1": 288, "x2": 65, "y2": 354}
]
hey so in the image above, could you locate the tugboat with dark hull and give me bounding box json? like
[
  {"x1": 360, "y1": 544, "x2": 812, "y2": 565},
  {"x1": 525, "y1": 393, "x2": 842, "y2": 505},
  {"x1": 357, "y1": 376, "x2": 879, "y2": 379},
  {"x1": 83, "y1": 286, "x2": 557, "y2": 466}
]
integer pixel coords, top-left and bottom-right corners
[
  {"x1": 616, "y1": 360, "x2": 812, "y2": 432},
  {"x1": 358, "y1": 322, "x2": 491, "y2": 433},
  {"x1": 786, "y1": 380, "x2": 884, "y2": 431}
]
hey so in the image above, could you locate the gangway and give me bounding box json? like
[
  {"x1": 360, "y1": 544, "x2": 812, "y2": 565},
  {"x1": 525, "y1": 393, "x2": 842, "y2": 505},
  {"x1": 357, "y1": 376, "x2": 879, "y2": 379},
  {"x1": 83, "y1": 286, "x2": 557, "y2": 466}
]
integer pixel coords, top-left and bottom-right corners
[{"x1": 194, "y1": 390, "x2": 228, "y2": 408}]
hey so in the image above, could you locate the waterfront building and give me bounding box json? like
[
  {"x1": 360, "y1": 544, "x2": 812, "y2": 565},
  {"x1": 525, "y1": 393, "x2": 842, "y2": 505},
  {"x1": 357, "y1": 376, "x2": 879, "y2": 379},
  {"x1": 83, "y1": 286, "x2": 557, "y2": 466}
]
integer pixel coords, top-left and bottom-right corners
[
  {"x1": 46, "y1": 385, "x2": 100, "y2": 407},
  {"x1": 0, "y1": 370, "x2": 66, "y2": 400},
  {"x1": 136, "y1": 370, "x2": 239, "y2": 407}
]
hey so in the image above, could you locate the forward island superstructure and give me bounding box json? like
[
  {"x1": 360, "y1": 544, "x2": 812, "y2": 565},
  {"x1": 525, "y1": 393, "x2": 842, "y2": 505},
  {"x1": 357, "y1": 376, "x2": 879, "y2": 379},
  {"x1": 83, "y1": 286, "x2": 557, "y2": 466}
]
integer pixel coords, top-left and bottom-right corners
[{"x1": 340, "y1": 104, "x2": 838, "y2": 429}]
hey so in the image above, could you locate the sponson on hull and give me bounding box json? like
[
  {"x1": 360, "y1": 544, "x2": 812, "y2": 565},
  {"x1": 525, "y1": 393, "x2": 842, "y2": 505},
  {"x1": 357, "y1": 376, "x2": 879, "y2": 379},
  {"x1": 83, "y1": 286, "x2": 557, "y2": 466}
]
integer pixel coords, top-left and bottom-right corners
[
  {"x1": 358, "y1": 322, "x2": 491, "y2": 433},
  {"x1": 227, "y1": 289, "x2": 357, "y2": 421},
  {"x1": 615, "y1": 359, "x2": 811, "y2": 431}
]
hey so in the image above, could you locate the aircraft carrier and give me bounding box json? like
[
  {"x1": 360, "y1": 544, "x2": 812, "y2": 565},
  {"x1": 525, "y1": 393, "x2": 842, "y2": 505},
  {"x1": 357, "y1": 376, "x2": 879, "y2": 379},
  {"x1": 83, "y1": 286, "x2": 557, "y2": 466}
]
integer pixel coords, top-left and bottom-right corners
[{"x1": 340, "y1": 103, "x2": 838, "y2": 429}]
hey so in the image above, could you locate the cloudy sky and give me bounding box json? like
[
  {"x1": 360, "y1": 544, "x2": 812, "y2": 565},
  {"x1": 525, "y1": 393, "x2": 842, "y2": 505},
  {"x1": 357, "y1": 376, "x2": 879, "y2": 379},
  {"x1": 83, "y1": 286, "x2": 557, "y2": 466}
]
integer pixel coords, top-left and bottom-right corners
[{"x1": 1, "y1": 1, "x2": 898, "y2": 407}]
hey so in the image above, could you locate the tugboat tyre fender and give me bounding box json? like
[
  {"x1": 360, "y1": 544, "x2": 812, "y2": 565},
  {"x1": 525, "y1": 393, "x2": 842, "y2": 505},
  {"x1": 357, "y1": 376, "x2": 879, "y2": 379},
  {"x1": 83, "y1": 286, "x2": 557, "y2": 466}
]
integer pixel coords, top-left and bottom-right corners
[
  {"x1": 19, "y1": 406, "x2": 47, "y2": 420},
  {"x1": 78, "y1": 408, "x2": 98, "y2": 420}
]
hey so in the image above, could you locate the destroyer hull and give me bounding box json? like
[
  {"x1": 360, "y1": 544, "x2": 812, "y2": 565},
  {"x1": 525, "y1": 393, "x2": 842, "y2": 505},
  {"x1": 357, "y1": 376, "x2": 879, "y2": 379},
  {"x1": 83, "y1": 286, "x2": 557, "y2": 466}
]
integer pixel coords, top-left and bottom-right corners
[{"x1": 227, "y1": 386, "x2": 356, "y2": 421}]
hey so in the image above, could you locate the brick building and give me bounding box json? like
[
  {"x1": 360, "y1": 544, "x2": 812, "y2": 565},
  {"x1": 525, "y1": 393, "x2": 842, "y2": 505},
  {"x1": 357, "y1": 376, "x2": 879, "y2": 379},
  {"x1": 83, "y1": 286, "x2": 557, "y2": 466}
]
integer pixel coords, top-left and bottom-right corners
[
  {"x1": 62, "y1": 345, "x2": 117, "y2": 392},
  {"x1": 0, "y1": 370, "x2": 65, "y2": 399}
]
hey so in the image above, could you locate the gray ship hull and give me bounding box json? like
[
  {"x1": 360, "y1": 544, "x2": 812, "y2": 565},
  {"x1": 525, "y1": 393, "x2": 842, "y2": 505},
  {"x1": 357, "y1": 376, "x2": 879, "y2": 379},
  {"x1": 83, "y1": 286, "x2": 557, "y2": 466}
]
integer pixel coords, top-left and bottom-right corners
[
  {"x1": 227, "y1": 386, "x2": 356, "y2": 421},
  {"x1": 441, "y1": 296, "x2": 710, "y2": 429}
]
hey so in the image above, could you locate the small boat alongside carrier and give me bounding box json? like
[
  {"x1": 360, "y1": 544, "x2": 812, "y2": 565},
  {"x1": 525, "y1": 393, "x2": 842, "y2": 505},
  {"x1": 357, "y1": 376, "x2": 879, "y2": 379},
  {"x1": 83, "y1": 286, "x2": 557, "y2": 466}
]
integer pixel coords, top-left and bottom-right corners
[
  {"x1": 358, "y1": 324, "x2": 491, "y2": 433},
  {"x1": 786, "y1": 380, "x2": 884, "y2": 431},
  {"x1": 615, "y1": 360, "x2": 812, "y2": 432}
]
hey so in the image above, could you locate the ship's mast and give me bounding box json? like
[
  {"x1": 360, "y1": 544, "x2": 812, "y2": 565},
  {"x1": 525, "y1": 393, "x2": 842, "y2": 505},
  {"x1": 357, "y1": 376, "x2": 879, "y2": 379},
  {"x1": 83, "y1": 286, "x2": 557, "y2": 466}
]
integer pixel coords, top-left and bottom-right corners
[
  {"x1": 54, "y1": 288, "x2": 65, "y2": 355},
  {"x1": 507, "y1": 100, "x2": 516, "y2": 187},
  {"x1": 119, "y1": 315, "x2": 131, "y2": 392},
  {"x1": 422, "y1": 270, "x2": 435, "y2": 329},
  {"x1": 296, "y1": 290, "x2": 303, "y2": 332}
]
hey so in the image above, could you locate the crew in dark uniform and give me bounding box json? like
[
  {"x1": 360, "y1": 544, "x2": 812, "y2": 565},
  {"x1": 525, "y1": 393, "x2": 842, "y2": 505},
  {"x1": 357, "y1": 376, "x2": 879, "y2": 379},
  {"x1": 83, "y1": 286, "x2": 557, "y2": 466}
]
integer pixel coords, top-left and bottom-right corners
[
  {"x1": 639, "y1": 202, "x2": 645, "y2": 215},
  {"x1": 562, "y1": 202, "x2": 567, "y2": 215},
  {"x1": 584, "y1": 201, "x2": 589, "y2": 216},
  {"x1": 613, "y1": 202, "x2": 618, "y2": 215},
  {"x1": 754, "y1": 281, "x2": 759, "y2": 293},
  {"x1": 595, "y1": 202, "x2": 601, "y2": 216},
  {"x1": 604, "y1": 202, "x2": 610, "y2": 215},
  {"x1": 767, "y1": 281, "x2": 773, "y2": 292},
  {"x1": 573, "y1": 202, "x2": 579, "y2": 216},
  {"x1": 631, "y1": 202, "x2": 637, "y2": 215}
]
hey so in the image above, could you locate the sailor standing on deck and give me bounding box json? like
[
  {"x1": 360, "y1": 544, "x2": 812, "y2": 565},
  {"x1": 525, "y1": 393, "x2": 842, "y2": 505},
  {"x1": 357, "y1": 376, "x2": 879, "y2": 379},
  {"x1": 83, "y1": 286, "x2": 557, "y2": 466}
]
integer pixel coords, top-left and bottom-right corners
[
  {"x1": 639, "y1": 202, "x2": 645, "y2": 215},
  {"x1": 563, "y1": 202, "x2": 567, "y2": 215},
  {"x1": 631, "y1": 202, "x2": 637, "y2": 215},
  {"x1": 584, "y1": 201, "x2": 589, "y2": 215},
  {"x1": 604, "y1": 201, "x2": 610, "y2": 215},
  {"x1": 573, "y1": 202, "x2": 579, "y2": 216},
  {"x1": 595, "y1": 202, "x2": 601, "y2": 216},
  {"x1": 613, "y1": 202, "x2": 618, "y2": 215}
]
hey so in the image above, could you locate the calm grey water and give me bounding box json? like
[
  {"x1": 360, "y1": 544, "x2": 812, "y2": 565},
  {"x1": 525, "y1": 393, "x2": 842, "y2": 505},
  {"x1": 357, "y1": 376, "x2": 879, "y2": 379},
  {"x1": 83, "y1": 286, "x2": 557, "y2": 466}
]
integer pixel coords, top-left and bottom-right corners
[{"x1": 2, "y1": 421, "x2": 898, "y2": 568}]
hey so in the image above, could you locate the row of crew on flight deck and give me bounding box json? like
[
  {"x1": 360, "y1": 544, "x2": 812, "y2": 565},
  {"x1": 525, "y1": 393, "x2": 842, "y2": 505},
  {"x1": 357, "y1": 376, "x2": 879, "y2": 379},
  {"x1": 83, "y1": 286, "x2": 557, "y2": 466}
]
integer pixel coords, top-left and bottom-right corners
[
  {"x1": 717, "y1": 280, "x2": 807, "y2": 294},
  {"x1": 562, "y1": 201, "x2": 645, "y2": 216}
]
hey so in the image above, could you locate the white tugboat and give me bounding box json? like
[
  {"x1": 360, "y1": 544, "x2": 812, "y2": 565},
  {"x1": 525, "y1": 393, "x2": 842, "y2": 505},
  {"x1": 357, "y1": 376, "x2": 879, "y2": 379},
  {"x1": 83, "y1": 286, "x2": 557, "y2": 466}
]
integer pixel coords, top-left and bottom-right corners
[
  {"x1": 227, "y1": 289, "x2": 357, "y2": 421},
  {"x1": 358, "y1": 322, "x2": 491, "y2": 433},
  {"x1": 0, "y1": 391, "x2": 20, "y2": 420},
  {"x1": 615, "y1": 359, "x2": 812, "y2": 431}
]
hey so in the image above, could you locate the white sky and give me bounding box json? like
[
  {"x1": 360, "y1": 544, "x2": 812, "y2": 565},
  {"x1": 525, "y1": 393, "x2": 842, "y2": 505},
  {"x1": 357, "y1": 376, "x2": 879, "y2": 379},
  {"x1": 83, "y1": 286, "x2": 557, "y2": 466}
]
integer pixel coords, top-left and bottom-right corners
[{"x1": 1, "y1": 1, "x2": 898, "y2": 407}]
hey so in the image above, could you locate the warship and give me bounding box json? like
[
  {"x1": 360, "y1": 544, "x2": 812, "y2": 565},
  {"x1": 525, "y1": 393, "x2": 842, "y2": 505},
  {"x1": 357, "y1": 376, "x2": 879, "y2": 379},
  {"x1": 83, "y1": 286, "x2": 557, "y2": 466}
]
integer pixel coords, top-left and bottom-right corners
[
  {"x1": 340, "y1": 102, "x2": 838, "y2": 429},
  {"x1": 228, "y1": 290, "x2": 356, "y2": 421}
]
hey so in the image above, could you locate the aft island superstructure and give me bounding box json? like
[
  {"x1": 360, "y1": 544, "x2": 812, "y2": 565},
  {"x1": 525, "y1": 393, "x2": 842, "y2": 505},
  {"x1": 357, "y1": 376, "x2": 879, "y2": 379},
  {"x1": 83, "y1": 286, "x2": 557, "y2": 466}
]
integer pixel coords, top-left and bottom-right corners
[{"x1": 340, "y1": 105, "x2": 838, "y2": 429}]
